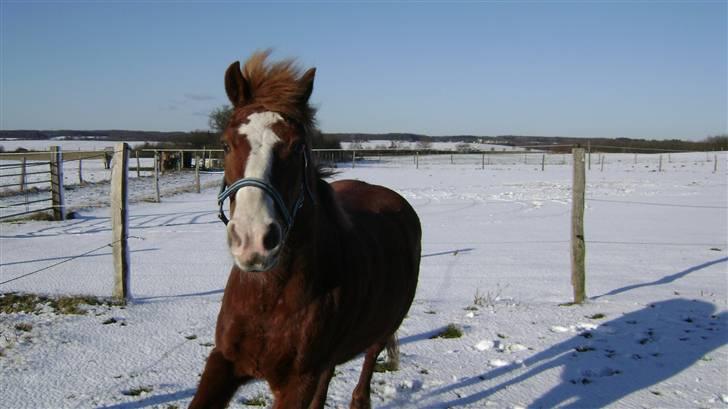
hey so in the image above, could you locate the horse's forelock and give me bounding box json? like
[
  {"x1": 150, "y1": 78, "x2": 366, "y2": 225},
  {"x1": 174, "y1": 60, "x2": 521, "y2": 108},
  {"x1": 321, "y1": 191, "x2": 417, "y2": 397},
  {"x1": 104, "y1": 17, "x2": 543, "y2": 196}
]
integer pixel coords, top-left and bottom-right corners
[{"x1": 240, "y1": 50, "x2": 317, "y2": 133}]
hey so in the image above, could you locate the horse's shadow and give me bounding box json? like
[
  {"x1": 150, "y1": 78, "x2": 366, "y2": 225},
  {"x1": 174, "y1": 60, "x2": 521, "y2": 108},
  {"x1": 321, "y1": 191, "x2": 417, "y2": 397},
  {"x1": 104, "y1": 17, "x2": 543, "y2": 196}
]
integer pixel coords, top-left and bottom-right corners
[{"x1": 407, "y1": 298, "x2": 727, "y2": 408}]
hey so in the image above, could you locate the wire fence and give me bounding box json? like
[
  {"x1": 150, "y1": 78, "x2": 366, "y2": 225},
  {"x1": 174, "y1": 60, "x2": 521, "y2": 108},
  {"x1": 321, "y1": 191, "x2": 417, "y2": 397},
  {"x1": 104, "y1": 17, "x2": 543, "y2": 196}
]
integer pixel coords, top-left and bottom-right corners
[
  {"x1": 0, "y1": 145, "x2": 724, "y2": 298},
  {"x1": 1, "y1": 147, "x2": 724, "y2": 219}
]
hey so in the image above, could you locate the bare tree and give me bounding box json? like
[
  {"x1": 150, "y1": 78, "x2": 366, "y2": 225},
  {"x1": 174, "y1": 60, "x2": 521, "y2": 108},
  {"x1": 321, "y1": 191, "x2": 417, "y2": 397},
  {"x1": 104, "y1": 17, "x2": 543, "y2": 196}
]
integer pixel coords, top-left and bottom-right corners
[{"x1": 209, "y1": 105, "x2": 234, "y2": 133}]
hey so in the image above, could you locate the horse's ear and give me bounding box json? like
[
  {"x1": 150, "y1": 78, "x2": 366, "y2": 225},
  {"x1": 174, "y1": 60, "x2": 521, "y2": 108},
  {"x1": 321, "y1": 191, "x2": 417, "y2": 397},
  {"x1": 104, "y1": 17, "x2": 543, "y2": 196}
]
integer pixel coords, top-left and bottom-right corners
[
  {"x1": 225, "y1": 61, "x2": 251, "y2": 107},
  {"x1": 299, "y1": 67, "x2": 316, "y2": 103}
]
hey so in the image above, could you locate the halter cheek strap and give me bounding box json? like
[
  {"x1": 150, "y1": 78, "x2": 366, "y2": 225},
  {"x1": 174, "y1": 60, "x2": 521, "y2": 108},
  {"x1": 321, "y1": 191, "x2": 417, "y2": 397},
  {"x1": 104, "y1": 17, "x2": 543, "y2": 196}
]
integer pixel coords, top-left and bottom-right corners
[{"x1": 217, "y1": 148, "x2": 313, "y2": 235}]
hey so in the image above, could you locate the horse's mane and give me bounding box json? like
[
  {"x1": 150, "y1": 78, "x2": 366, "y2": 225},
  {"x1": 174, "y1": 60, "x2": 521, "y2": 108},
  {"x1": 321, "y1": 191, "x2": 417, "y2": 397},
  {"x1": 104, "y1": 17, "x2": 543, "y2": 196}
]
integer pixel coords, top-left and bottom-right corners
[{"x1": 242, "y1": 50, "x2": 316, "y2": 134}]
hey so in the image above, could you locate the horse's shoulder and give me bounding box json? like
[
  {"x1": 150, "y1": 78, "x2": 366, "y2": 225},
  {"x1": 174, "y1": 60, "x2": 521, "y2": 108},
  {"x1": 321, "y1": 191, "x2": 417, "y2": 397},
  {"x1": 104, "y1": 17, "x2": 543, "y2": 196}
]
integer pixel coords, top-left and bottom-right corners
[{"x1": 330, "y1": 179, "x2": 407, "y2": 214}]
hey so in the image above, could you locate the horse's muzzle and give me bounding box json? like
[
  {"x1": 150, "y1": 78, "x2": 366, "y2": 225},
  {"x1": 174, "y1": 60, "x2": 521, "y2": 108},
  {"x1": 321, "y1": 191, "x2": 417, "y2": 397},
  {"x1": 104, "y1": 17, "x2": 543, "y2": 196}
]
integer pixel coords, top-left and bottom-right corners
[{"x1": 227, "y1": 220, "x2": 282, "y2": 272}]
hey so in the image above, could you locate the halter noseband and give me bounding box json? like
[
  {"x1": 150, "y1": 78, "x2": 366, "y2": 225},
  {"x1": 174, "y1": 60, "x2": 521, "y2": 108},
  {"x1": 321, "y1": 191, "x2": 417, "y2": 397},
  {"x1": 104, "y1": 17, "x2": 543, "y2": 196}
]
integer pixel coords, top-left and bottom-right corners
[{"x1": 217, "y1": 148, "x2": 314, "y2": 236}]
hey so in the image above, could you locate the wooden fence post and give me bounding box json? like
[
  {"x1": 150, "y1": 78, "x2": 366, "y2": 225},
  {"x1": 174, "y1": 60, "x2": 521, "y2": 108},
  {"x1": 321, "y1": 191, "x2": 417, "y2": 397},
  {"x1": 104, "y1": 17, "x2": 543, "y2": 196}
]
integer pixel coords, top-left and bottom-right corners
[
  {"x1": 600, "y1": 154, "x2": 604, "y2": 172},
  {"x1": 541, "y1": 154, "x2": 545, "y2": 171},
  {"x1": 178, "y1": 150, "x2": 183, "y2": 171},
  {"x1": 78, "y1": 158, "x2": 83, "y2": 184},
  {"x1": 111, "y1": 143, "x2": 130, "y2": 301},
  {"x1": 352, "y1": 150, "x2": 356, "y2": 168},
  {"x1": 571, "y1": 147, "x2": 586, "y2": 304},
  {"x1": 714, "y1": 154, "x2": 718, "y2": 173},
  {"x1": 19, "y1": 157, "x2": 26, "y2": 192},
  {"x1": 154, "y1": 150, "x2": 161, "y2": 203},
  {"x1": 659, "y1": 154, "x2": 663, "y2": 172},
  {"x1": 416, "y1": 151, "x2": 419, "y2": 169},
  {"x1": 195, "y1": 153, "x2": 201, "y2": 193},
  {"x1": 136, "y1": 150, "x2": 141, "y2": 178},
  {"x1": 482, "y1": 153, "x2": 485, "y2": 170},
  {"x1": 634, "y1": 153, "x2": 637, "y2": 164},
  {"x1": 50, "y1": 146, "x2": 65, "y2": 221},
  {"x1": 587, "y1": 141, "x2": 591, "y2": 171}
]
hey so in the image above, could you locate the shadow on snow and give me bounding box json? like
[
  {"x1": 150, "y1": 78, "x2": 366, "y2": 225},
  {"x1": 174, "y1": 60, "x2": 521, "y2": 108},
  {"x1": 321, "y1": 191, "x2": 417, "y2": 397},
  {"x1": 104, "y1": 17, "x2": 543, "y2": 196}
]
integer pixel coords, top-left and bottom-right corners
[{"x1": 388, "y1": 298, "x2": 727, "y2": 408}]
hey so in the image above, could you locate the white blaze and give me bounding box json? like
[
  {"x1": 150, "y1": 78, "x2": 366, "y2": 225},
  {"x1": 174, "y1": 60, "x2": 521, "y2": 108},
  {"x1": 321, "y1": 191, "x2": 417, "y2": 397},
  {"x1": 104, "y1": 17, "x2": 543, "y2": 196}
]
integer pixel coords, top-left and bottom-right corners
[{"x1": 229, "y1": 111, "x2": 283, "y2": 247}]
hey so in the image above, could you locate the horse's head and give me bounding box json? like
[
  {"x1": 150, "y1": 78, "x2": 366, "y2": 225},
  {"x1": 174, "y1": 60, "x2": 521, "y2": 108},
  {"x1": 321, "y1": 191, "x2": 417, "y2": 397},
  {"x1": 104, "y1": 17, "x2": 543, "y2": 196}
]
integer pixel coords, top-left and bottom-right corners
[{"x1": 218, "y1": 51, "x2": 316, "y2": 272}]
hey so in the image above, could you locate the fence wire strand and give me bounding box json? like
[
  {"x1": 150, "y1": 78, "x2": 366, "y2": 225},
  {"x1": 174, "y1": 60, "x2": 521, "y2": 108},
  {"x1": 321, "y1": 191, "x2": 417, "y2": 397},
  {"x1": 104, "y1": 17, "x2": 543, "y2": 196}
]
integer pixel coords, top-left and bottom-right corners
[{"x1": 0, "y1": 236, "x2": 143, "y2": 286}]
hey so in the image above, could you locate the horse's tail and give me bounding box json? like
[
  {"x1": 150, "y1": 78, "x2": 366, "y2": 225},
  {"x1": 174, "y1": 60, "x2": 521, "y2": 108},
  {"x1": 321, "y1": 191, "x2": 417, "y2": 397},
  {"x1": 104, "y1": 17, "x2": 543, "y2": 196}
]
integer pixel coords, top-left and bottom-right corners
[{"x1": 385, "y1": 333, "x2": 400, "y2": 371}]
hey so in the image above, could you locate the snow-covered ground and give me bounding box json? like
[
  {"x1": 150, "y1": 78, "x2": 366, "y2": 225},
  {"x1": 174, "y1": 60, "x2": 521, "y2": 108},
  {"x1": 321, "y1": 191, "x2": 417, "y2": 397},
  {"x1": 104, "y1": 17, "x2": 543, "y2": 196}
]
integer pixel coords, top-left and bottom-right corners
[{"x1": 0, "y1": 152, "x2": 726, "y2": 408}]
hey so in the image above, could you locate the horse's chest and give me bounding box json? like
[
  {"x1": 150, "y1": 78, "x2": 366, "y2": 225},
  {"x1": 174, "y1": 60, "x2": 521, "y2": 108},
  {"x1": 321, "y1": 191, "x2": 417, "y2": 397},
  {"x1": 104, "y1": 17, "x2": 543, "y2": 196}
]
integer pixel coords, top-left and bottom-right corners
[{"x1": 219, "y1": 304, "x2": 325, "y2": 380}]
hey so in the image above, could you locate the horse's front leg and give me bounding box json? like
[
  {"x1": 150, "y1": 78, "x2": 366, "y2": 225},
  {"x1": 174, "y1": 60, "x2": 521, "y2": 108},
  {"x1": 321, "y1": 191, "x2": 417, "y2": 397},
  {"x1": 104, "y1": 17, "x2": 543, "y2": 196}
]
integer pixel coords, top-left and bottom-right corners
[
  {"x1": 189, "y1": 348, "x2": 250, "y2": 409},
  {"x1": 271, "y1": 373, "x2": 322, "y2": 409}
]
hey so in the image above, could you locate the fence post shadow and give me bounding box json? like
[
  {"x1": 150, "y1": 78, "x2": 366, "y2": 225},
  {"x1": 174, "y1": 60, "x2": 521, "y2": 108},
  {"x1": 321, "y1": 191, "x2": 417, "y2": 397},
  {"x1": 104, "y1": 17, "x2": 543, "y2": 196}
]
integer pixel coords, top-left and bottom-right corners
[{"x1": 592, "y1": 256, "x2": 728, "y2": 300}]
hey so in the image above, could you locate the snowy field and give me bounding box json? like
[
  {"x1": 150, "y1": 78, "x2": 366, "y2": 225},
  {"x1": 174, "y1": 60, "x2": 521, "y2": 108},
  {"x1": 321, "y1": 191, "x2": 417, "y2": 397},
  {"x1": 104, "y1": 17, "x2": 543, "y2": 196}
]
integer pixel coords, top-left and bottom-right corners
[{"x1": 0, "y1": 151, "x2": 726, "y2": 408}]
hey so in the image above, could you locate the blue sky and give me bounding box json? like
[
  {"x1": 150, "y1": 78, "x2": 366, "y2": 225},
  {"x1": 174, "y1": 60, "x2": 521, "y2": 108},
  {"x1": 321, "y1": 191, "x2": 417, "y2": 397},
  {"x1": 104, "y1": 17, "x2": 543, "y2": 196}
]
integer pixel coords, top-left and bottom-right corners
[{"x1": 1, "y1": 1, "x2": 725, "y2": 140}]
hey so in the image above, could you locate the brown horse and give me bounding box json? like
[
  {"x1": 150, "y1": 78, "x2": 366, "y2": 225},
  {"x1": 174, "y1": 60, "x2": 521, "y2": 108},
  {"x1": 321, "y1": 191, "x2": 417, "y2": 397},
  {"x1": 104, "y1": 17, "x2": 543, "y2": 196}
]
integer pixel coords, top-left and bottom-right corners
[{"x1": 189, "y1": 51, "x2": 421, "y2": 409}]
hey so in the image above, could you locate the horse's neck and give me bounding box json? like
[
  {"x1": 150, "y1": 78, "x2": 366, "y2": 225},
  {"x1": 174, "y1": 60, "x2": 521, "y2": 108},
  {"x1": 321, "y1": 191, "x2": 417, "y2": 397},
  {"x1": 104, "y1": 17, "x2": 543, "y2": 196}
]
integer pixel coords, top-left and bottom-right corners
[{"x1": 281, "y1": 177, "x2": 346, "y2": 279}]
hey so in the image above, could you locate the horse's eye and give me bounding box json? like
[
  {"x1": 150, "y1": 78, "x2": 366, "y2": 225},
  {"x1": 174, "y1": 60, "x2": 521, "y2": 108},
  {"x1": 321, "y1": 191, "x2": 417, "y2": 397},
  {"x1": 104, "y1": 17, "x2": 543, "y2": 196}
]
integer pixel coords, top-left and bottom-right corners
[{"x1": 222, "y1": 142, "x2": 230, "y2": 154}]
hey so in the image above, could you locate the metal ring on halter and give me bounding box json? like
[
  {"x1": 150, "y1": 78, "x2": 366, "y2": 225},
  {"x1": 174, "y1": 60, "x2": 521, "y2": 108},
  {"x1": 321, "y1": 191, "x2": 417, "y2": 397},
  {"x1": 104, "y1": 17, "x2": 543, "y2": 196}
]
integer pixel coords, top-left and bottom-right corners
[{"x1": 217, "y1": 147, "x2": 313, "y2": 230}]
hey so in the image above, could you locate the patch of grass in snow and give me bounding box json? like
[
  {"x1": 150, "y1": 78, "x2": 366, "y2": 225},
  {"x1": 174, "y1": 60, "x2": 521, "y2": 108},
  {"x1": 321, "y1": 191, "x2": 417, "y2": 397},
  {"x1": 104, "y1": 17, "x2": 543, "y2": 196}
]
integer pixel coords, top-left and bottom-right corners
[
  {"x1": 14, "y1": 323, "x2": 32, "y2": 332},
  {"x1": 53, "y1": 296, "x2": 108, "y2": 315},
  {"x1": 0, "y1": 293, "x2": 42, "y2": 314},
  {"x1": 0, "y1": 292, "x2": 122, "y2": 315},
  {"x1": 122, "y1": 386, "x2": 153, "y2": 396},
  {"x1": 469, "y1": 284, "x2": 509, "y2": 309},
  {"x1": 430, "y1": 324, "x2": 463, "y2": 339},
  {"x1": 374, "y1": 359, "x2": 399, "y2": 373},
  {"x1": 241, "y1": 393, "x2": 268, "y2": 406},
  {"x1": 4, "y1": 211, "x2": 55, "y2": 222},
  {"x1": 472, "y1": 288, "x2": 487, "y2": 307},
  {"x1": 587, "y1": 313, "x2": 606, "y2": 319}
]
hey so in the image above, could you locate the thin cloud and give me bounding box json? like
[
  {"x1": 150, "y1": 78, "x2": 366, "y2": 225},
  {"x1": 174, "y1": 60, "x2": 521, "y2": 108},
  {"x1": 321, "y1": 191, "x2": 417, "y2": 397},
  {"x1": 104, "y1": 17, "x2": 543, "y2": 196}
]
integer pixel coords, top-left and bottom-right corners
[{"x1": 184, "y1": 93, "x2": 216, "y2": 101}]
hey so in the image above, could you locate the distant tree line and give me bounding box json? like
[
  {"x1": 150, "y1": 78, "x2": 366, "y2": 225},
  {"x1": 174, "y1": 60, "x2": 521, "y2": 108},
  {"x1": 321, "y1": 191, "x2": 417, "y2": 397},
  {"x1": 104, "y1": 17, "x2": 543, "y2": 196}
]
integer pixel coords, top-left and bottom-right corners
[{"x1": 2, "y1": 106, "x2": 724, "y2": 153}]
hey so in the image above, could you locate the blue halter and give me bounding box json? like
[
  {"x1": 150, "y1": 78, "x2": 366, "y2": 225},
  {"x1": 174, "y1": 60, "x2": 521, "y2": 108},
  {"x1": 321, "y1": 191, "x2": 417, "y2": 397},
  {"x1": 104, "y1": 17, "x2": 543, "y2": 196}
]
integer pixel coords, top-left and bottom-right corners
[{"x1": 217, "y1": 148, "x2": 313, "y2": 235}]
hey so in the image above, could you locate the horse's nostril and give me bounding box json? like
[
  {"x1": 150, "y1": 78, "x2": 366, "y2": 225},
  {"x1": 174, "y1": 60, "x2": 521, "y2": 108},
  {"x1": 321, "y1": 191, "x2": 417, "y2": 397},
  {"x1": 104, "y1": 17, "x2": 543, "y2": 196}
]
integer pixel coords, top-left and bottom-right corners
[{"x1": 262, "y1": 223, "x2": 282, "y2": 251}]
